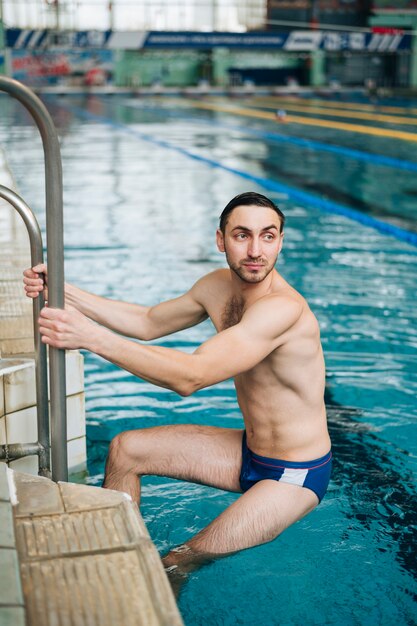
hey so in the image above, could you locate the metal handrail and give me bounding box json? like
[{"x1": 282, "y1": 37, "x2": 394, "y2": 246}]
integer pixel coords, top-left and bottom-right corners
[
  {"x1": 0, "y1": 185, "x2": 50, "y2": 477},
  {"x1": 0, "y1": 76, "x2": 68, "y2": 482}
]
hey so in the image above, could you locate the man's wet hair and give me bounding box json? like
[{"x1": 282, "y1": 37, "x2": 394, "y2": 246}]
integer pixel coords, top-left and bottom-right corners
[{"x1": 219, "y1": 192, "x2": 285, "y2": 234}]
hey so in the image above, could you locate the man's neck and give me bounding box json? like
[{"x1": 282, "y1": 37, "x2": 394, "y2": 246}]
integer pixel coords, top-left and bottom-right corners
[{"x1": 230, "y1": 269, "x2": 279, "y2": 303}]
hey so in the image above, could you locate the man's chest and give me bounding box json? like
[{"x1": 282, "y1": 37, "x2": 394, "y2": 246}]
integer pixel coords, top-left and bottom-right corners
[{"x1": 205, "y1": 294, "x2": 246, "y2": 332}]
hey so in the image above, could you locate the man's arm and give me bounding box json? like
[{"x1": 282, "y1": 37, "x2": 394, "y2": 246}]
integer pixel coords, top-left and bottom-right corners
[
  {"x1": 65, "y1": 283, "x2": 208, "y2": 340},
  {"x1": 24, "y1": 264, "x2": 208, "y2": 340},
  {"x1": 38, "y1": 295, "x2": 302, "y2": 396}
]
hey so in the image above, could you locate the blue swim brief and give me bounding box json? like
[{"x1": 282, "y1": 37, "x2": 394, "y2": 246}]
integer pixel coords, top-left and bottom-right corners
[{"x1": 240, "y1": 432, "x2": 332, "y2": 503}]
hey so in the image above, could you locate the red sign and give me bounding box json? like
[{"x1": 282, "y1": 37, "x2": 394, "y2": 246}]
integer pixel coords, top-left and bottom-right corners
[{"x1": 371, "y1": 27, "x2": 405, "y2": 34}]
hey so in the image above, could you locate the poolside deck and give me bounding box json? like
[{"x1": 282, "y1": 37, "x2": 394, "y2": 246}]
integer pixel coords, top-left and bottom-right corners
[{"x1": 0, "y1": 463, "x2": 184, "y2": 626}]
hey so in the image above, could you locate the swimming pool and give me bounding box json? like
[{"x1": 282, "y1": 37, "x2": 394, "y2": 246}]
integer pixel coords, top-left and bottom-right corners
[{"x1": 1, "y1": 92, "x2": 416, "y2": 625}]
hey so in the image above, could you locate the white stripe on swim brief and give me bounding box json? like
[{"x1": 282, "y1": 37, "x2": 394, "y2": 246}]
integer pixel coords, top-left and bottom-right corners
[{"x1": 281, "y1": 468, "x2": 309, "y2": 487}]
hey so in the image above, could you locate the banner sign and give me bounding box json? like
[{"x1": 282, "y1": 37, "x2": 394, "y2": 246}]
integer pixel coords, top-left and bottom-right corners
[
  {"x1": 5, "y1": 28, "x2": 112, "y2": 49},
  {"x1": 5, "y1": 28, "x2": 412, "y2": 52},
  {"x1": 11, "y1": 49, "x2": 114, "y2": 86},
  {"x1": 282, "y1": 30, "x2": 411, "y2": 52},
  {"x1": 143, "y1": 30, "x2": 412, "y2": 52},
  {"x1": 141, "y1": 32, "x2": 287, "y2": 49},
  {"x1": 6, "y1": 28, "x2": 51, "y2": 49}
]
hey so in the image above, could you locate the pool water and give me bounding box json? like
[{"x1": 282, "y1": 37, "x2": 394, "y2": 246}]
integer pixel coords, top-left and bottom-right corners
[{"x1": 1, "y1": 93, "x2": 416, "y2": 625}]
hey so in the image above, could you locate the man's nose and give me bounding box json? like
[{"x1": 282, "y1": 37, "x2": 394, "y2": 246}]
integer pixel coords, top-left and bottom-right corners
[{"x1": 247, "y1": 238, "x2": 261, "y2": 258}]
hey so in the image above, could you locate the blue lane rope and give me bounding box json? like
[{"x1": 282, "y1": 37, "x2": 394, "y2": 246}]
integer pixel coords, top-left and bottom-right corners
[
  {"x1": 121, "y1": 101, "x2": 417, "y2": 174},
  {"x1": 60, "y1": 104, "x2": 417, "y2": 249}
]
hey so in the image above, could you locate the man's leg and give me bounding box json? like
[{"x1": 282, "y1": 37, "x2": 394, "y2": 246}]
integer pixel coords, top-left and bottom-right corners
[
  {"x1": 162, "y1": 480, "x2": 319, "y2": 574},
  {"x1": 103, "y1": 424, "x2": 244, "y2": 503}
]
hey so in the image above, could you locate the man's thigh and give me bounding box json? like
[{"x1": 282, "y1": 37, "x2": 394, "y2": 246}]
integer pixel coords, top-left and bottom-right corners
[
  {"x1": 120, "y1": 424, "x2": 244, "y2": 492},
  {"x1": 186, "y1": 479, "x2": 319, "y2": 555}
]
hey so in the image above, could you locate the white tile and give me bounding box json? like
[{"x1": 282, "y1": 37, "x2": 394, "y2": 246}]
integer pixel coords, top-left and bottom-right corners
[
  {"x1": 0, "y1": 417, "x2": 6, "y2": 445},
  {"x1": 47, "y1": 393, "x2": 85, "y2": 441},
  {"x1": 6, "y1": 395, "x2": 86, "y2": 446},
  {"x1": 66, "y1": 393, "x2": 86, "y2": 441},
  {"x1": 0, "y1": 349, "x2": 84, "y2": 413},
  {"x1": 0, "y1": 315, "x2": 32, "y2": 340},
  {"x1": 0, "y1": 358, "x2": 33, "y2": 377},
  {"x1": 67, "y1": 437, "x2": 87, "y2": 473},
  {"x1": 1, "y1": 337, "x2": 34, "y2": 356},
  {"x1": 5, "y1": 406, "x2": 37, "y2": 444},
  {"x1": 46, "y1": 350, "x2": 84, "y2": 397},
  {"x1": 4, "y1": 361, "x2": 36, "y2": 414},
  {"x1": 9, "y1": 455, "x2": 39, "y2": 475},
  {"x1": 65, "y1": 350, "x2": 84, "y2": 396}
]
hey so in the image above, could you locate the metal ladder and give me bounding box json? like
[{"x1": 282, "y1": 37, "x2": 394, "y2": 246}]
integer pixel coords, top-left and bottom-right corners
[{"x1": 0, "y1": 77, "x2": 68, "y2": 482}]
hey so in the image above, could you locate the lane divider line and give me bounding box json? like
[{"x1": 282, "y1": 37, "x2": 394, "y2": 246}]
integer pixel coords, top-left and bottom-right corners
[
  {"x1": 248, "y1": 95, "x2": 417, "y2": 117},
  {"x1": 60, "y1": 103, "x2": 417, "y2": 248},
  {"x1": 232, "y1": 99, "x2": 417, "y2": 126},
  {"x1": 170, "y1": 98, "x2": 417, "y2": 143},
  {"x1": 121, "y1": 99, "x2": 417, "y2": 173}
]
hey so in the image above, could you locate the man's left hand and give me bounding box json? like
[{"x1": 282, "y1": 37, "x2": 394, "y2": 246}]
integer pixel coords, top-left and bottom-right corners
[{"x1": 38, "y1": 306, "x2": 98, "y2": 350}]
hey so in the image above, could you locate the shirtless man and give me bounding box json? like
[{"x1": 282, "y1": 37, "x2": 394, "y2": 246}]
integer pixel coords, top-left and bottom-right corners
[{"x1": 24, "y1": 191, "x2": 331, "y2": 576}]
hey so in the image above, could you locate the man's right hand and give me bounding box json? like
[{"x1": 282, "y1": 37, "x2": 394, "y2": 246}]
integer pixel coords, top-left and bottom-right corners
[{"x1": 23, "y1": 264, "x2": 48, "y2": 301}]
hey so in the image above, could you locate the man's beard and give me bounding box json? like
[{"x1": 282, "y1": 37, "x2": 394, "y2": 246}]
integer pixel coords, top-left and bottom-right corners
[{"x1": 225, "y1": 251, "x2": 278, "y2": 284}]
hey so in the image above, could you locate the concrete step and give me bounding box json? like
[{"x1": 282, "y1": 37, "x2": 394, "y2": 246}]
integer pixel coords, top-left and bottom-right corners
[{"x1": 0, "y1": 463, "x2": 184, "y2": 626}]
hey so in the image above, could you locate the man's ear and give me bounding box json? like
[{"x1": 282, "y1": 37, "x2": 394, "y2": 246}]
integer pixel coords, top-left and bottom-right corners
[{"x1": 216, "y1": 229, "x2": 225, "y2": 253}]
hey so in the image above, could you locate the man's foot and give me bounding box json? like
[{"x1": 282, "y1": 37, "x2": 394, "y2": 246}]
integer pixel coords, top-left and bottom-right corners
[
  {"x1": 162, "y1": 544, "x2": 215, "y2": 598},
  {"x1": 164, "y1": 564, "x2": 189, "y2": 599}
]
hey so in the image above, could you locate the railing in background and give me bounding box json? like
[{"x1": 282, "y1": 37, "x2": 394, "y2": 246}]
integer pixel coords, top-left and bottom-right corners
[
  {"x1": 0, "y1": 185, "x2": 50, "y2": 477},
  {"x1": 0, "y1": 76, "x2": 68, "y2": 482}
]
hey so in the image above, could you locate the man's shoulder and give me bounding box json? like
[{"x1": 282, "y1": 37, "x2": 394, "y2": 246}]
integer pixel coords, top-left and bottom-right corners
[
  {"x1": 240, "y1": 292, "x2": 320, "y2": 347},
  {"x1": 242, "y1": 291, "x2": 308, "y2": 338},
  {"x1": 250, "y1": 291, "x2": 304, "y2": 318},
  {"x1": 191, "y1": 269, "x2": 229, "y2": 293},
  {"x1": 205, "y1": 268, "x2": 230, "y2": 283}
]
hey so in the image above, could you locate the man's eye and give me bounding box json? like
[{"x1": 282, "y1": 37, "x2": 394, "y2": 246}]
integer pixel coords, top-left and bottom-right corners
[
  {"x1": 236, "y1": 233, "x2": 247, "y2": 240},
  {"x1": 264, "y1": 234, "x2": 274, "y2": 241}
]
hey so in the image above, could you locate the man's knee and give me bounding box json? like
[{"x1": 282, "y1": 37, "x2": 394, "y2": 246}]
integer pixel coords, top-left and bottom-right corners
[
  {"x1": 107, "y1": 429, "x2": 144, "y2": 472},
  {"x1": 103, "y1": 430, "x2": 145, "y2": 501}
]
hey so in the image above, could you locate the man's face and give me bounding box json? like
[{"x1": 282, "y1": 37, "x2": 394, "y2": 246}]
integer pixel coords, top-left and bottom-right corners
[{"x1": 216, "y1": 204, "x2": 284, "y2": 284}]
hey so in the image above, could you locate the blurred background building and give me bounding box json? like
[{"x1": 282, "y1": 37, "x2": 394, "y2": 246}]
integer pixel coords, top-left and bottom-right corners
[
  {"x1": 0, "y1": 0, "x2": 416, "y2": 90},
  {"x1": 1, "y1": 0, "x2": 266, "y2": 31}
]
